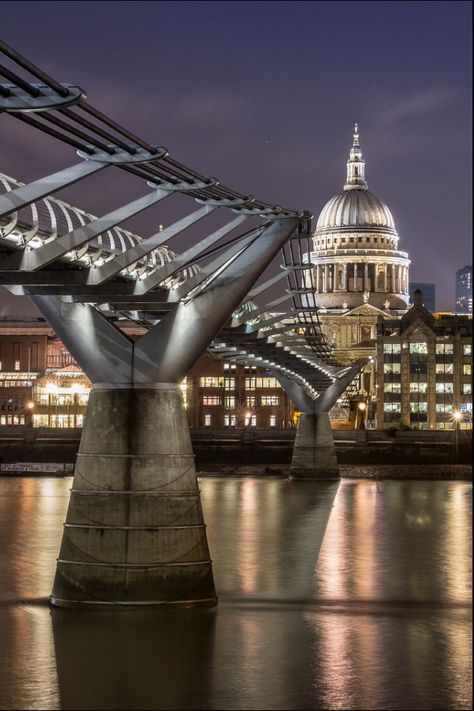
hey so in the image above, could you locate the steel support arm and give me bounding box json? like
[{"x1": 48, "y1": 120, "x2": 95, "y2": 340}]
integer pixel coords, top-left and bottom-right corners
[
  {"x1": 170, "y1": 228, "x2": 263, "y2": 301},
  {"x1": 133, "y1": 214, "x2": 248, "y2": 295},
  {"x1": 30, "y1": 295, "x2": 134, "y2": 383},
  {"x1": 232, "y1": 293, "x2": 294, "y2": 325},
  {"x1": 312, "y1": 361, "x2": 366, "y2": 413},
  {"x1": 132, "y1": 217, "x2": 301, "y2": 383},
  {"x1": 0, "y1": 160, "x2": 108, "y2": 219},
  {"x1": 23, "y1": 188, "x2": 171, "y2": 270},
  {"x1": 88, "y1": 204, "x2": 218, "y2": 285}
]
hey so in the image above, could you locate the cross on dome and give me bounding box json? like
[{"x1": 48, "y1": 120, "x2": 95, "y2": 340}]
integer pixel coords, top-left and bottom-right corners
[{"x1": 353, "y1": 123, "x2": 359, "y2": 147}]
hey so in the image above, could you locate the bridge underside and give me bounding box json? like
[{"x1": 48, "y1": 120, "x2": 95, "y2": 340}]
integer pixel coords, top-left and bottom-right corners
[{"x1": 0, "y1": 41, "x2": 363, "y2": 607}]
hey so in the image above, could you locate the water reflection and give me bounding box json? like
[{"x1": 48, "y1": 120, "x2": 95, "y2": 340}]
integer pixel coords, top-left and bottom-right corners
[
  {"x1": 51, "y1": 608, "x2": 217, "y2": 710},
  {"x1": 0, "y1": 476, "x2": 471, "y2": 710}
]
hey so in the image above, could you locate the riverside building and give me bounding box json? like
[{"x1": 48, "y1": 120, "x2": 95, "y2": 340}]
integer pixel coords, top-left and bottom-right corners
[
  {"x1": 0, "y1": 319, "x2": 293, "y2": 430},
  {"x1": 376, "y1": 290, "x2": 472, "y2": 430}
]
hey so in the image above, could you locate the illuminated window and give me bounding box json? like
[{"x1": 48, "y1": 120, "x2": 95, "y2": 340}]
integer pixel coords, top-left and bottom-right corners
[
  {"x1": 436, "y1": 343, "x2": 454, "y2": 354},
  {"x1": 247, "y1": 377, "x2": 280, "y2": 388},
  {"x1": 435, "y1": 363, "x2": 454, "y2": 374},
  {"x1": 50, "y1": 415, "x2": 76, "y2": 428},
  {"x1": 32, "y1": 414, "x2": 49, "y2": 427},
  {"x1": 204, "y1": 414, "x2": 211, "y2": 427},
  {"x1": 409, "y1": 382, "x2": 428, "y2": 393},
  {"x1": 244, "y1": 414, "x2": 257, "y2": 427},
  {"x1": 410, "y1": 402, "x2": 427, "y2": 413},
  {"x1": 224, "y1": 378, "x2": 235, "y2": 389},
  {"x1": 384, "y1": 383, "x2": 401, "y2": 393},
  {"x1": 202, "y1": 396, "x2": 221, "y2": 406},
  {"x1": 463, "y1": 384, "x2": 472, "y2": 394},
  {"x1": 435, "y1": 383, "x2": 454, "y2": 394},
  {"x1": 384, "y1": 403, "x2": 401, "y2": 413},
  {"x1": 246, "y1": 396, "x2": 256, "y2": 407},
  {"x1": 463, "y1": 344, "x2": 472, "y2": 355},
  {"x1": 436, "y1": 403, "x2": 454, "y2": 413},
  {"x1": 76, "y1": 415, "x2": 84, "y2": 427},
  {"x1": 409, "y1": 342, "x2": 428, "y2": 354},
  {"x1": 383, "y1": 363, "x2": 401, "y2": 374},
  {"x1": 269, "y1": 415, "x2": 277, "y2": 427},
  {"x1": 14, "y1": 361, "x2": 20, "y2": 371},
  {"x1": 383, "y1": 343, "x2": 401, "y2": 354},
  {"x1": 463, "y1": 364, "x2": 472, "y2": 376},
  {"x1": 261, "y1": 396, "x2": 279, "y2": 405},
  {"x1": 200, "y1": 377, "x2": 223, "y2": 387},
  {"x1": 224, "y1": 396, "x2": 235, "y2": 409},
  {"x1": 224, "y1": 414, "x2": 236, "y2": 427}
]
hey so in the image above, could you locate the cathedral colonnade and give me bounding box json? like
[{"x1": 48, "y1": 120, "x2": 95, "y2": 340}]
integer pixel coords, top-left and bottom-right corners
[{"x1": 312, "y1": 261, "x2": 409, "y2": 296}]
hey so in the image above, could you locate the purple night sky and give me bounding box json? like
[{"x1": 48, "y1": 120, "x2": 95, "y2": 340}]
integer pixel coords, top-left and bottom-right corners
[{"x1": 0, "y1": 0, "x2": 471, "y2": 314}]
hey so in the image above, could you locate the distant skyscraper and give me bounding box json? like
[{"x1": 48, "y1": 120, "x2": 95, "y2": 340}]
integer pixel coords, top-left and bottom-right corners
[
  {"x1": 409, "y1": 282, "x2": 436, "y2": 311},
  {"x1": 455, "y1": 266, "x2": 472, "y2": 314}
]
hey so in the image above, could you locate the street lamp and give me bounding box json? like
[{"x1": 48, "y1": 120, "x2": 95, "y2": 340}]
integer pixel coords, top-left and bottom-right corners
[
  {"x1": 452, "y1": 410, "x2": 462, "y2": 462},
  {"x1": 358, "y1": 401, "x2": 367, "y2": 430}
]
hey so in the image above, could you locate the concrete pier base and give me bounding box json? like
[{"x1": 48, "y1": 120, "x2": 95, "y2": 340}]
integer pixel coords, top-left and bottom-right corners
[
  {"x1": 290, "y1": 412, "x2": 339, "y2": 480},
  {"x1": 51, "y1": 386, "x2": 217, "y2": 608}
]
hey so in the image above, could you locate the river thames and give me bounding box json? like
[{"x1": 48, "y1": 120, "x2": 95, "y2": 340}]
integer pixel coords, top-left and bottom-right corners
[{"x1": 0, "y1": 476, "x2": 471, "y2": 710}]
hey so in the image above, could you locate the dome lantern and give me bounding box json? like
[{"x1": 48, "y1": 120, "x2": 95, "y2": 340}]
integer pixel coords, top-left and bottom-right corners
[{"x1": 344, "y1": 123, "x2": 368, "y2": 190}]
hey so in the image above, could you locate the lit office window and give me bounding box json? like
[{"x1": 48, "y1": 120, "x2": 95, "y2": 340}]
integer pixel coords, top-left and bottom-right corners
[
  {"x1": 383, "y1": 344, "x2": 401, "y2": 354},
  {"x1": 410, "y1": 402, "x2": 428, "y2": 413},
  {"x1": 202, "y1": 396, "x2": 221, "y2": 406},
  {"x1": 409, "y1": 382, "x2": 428, "y2": 393},
  {"x1": 261, "y1": 396, "x2": 279, "y2": 405},
  {"x1": 409, "y1": 342, "x2": 428, "y2": 354},
  {"x1": 383, "y1": 363, "x2": 401, "y2": 374},
  {"x1": 435, "y1": 383, "x2": 454, "y2": 394},
  {"x1": 436, "y1": 343, "x2": 454, "y2": 354}
]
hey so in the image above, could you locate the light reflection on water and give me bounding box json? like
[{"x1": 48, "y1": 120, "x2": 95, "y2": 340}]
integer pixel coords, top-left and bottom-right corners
[{"x1": 0, "y1": 476, "x2": 471, "y2": 710}]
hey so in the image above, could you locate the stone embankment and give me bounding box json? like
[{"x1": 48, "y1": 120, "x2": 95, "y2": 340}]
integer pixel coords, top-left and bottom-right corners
[{"x1": 198, "y1": 464, "x2": 472, "y2": 480}]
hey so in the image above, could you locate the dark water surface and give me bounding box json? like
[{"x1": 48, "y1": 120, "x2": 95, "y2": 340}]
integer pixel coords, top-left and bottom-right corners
[{"x1": 0, "y1": 476, "x2": 471, "y2": 710}]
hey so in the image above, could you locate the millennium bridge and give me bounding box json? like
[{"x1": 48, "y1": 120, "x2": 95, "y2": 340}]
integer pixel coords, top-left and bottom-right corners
[{"x1": 0, "y1": 41, "x2": 364, "y2": 608}]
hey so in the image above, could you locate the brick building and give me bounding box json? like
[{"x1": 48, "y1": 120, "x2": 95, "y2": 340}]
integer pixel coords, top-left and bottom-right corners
[{"x1": 0, "y1": 319, "x2": 293, "y2": 430}]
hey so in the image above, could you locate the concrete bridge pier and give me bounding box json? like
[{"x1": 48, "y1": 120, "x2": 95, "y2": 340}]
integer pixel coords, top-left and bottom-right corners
[
  {"x1": 291, "y1": 412, "x2": 339, "y2": 479},
  {"x1": 276, "y1": 361, "x2": 365, "y2": 480},
  {"x1": 51, "y1": 385, "x2": 215, "y2": 608},
  {"x1": 31, "y1": 216, "x2": 301, "y2": 608}
]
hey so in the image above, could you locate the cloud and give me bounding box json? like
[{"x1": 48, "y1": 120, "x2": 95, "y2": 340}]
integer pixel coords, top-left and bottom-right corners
[{"x1": 378, "y1": 86, "x2": 454, "y2": 125}]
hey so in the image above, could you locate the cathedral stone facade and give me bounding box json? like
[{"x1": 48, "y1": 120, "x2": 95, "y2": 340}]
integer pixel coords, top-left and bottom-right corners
[{"x1": 306, "y1": 126, "x2": 411, "y2": 425}]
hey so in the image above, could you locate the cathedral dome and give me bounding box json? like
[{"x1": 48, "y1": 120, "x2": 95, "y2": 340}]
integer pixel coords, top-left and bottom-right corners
[
  {"x1": 315, "y1": 123, "x2": 397, "y2": 237},
  {"x1": 307, "y1": 124, "x2": 410, "y2": 313},
  {"x1": 316, "y1": 188, "x2": 397, "y2": 235}
]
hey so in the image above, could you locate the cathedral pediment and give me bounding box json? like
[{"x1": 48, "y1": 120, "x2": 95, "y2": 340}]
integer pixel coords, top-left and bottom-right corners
[{"x1": 344, "y1": 304, "x2": 389, "y2": 317}]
